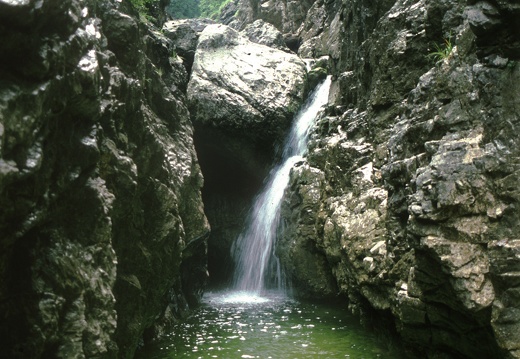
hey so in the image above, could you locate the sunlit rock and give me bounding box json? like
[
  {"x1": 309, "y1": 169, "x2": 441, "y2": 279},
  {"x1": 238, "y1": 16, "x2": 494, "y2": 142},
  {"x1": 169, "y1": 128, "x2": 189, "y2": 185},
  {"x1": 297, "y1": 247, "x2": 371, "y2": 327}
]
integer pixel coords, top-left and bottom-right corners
[
  {"x1": 241, "y1": 19, "x2": 289, "y2": 51},
  {"x1": 188, "y1": 23, "x2": 306, "y2": 142},
  {"x1": 162, "y1": 18, "x2": 215, "y2": 72}
]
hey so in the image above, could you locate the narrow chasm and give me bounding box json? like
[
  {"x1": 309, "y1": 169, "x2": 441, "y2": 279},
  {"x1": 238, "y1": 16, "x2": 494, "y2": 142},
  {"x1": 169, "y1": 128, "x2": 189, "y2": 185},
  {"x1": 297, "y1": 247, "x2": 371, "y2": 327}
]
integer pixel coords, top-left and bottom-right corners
[
  {"x1": 194, "y1": 125, "x2": 276, "y2": 288},
  {"x1": 2, "y1": 0, "x2": 520, "y2": 358}
]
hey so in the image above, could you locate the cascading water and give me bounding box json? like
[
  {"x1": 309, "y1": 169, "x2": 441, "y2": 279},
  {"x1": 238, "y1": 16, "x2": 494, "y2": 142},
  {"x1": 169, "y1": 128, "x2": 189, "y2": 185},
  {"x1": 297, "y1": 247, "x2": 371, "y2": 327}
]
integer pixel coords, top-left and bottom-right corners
[
  {"x1": 232, "y1": 76, "x2": 332, "y2": 294},
  {"x1": 136, "y1": 74, "x2": 407, "y2": 359}
]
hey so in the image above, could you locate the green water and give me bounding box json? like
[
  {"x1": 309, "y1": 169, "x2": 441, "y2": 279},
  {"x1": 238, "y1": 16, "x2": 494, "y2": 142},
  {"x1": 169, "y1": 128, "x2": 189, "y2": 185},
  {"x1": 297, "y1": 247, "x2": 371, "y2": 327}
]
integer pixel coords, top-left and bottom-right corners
[{"x1": 135, "y1": 291, "x2": 404, "y2": 359}]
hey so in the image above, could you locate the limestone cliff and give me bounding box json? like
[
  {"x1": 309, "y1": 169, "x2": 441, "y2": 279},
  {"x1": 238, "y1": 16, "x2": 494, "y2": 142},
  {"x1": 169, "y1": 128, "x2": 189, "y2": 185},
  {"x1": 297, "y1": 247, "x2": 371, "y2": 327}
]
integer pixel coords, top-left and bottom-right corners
[
  {"x1": 0, "y1": 0, "x2": 208, "y2": 358},
  {"x1": 222, "y1": 0, "x2": 520, "y2": 358}
]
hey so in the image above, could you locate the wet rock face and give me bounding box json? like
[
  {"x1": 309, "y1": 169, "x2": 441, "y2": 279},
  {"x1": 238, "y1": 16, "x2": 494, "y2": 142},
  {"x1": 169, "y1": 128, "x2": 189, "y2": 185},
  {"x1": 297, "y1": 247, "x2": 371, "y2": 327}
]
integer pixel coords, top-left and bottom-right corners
[
  {"x1": 466, "y1": 0, "x2": 520, "y2": 58},
  {"x1": 0, "y1": 0, "x2": 208, "y2": 358},
  {"x1": 278, "y1": 161, "x2": 339, "y2": 299},
  {"x1": 226, "y1": 0, "x2": 520, "y2": 358}
]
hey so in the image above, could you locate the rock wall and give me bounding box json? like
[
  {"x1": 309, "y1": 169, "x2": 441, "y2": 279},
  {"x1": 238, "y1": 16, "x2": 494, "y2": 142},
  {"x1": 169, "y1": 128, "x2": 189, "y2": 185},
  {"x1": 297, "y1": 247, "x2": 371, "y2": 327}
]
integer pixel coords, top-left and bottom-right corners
[
  {"x1": 0, "y1": 0, "x2": 208, "y2": 358},
  {"x1": 222, "y1": 0, "x2": 520, "y2": 358}
]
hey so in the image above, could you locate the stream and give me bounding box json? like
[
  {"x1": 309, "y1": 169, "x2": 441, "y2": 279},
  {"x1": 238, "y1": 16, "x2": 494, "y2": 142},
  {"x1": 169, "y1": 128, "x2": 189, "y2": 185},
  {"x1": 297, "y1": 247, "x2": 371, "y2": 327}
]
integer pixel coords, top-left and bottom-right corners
[{"x1": 135, "y1": 291, "x2": 405, "y2": 359}]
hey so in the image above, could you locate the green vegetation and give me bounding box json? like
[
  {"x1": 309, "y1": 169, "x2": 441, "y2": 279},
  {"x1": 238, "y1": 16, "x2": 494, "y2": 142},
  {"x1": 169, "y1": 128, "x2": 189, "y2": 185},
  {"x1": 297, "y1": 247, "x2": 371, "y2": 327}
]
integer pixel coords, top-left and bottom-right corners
[
  {"x1": 428, "y1": 37, "x2": 453, "y2": 64},
  {"x1": 128, "y1": 0, "x2": 168, "y2": 23},
  {"x1": 129, "y1": 0, "x2": 232, "y2": 21},
  {"x1": 129, "y1": 0, "x2": 160, "y2": 16},
  {"x1": 166, "y1": 0, "x2": 231, "y2": 20},
  {"x1": 167, "y1": 0, "x2": 201, "y2": 19},
  {"x1": 199, "y1": 0, "x2": 233, "y2": 20}
]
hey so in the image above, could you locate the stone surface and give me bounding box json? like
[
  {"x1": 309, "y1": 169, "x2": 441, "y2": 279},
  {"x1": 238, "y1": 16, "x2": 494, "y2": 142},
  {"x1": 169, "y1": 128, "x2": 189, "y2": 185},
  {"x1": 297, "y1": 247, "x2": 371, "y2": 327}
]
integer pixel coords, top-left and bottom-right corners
[
  {"x1": 221, "y1": 0, "x2": 339, "y2": 55},
  {"x1": 0, "y1": 0, "x2": 209, "y2": 358},
  {"x1": 466, "y1": 0, "x2": 520, "y2": 58},
  {"x1": 188, "y1": 23, "x2": 306, "y2": 142},
  {"x1": 223, "y1": 0, "x2": 520, "y2": 358},
  {"x1": 278, "y1": 161, "x2": 338, "y2": 299},
  {"x1": 241, "y1": 19, "x2": 289, "y2": 52},
  {"x1": 162, "y1": 18, "x2": 215, "y2": 72},
  {"x1": 221, "y1": 0, "x2": 315, "y2": 37}
]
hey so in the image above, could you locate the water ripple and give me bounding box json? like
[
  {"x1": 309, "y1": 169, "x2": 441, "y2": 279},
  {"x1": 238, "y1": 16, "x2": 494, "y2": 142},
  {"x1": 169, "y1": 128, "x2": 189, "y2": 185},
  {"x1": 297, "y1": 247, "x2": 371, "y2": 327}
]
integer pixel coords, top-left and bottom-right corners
[{"x1": 136, "y1": 291, "x2": 406, "y2": 359}]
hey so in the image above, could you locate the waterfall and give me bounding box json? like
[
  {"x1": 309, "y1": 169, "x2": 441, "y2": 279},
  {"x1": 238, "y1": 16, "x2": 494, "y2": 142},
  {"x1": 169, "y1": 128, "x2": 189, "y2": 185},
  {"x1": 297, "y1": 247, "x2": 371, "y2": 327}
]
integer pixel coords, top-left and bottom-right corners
[{"x1": 232, "y1": 76, "x2": 332, "y2": 294}]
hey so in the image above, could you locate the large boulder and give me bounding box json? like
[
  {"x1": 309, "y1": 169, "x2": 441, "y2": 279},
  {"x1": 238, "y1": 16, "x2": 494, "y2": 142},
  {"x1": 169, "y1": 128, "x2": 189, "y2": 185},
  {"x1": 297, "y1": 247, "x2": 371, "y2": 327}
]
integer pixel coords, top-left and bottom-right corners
[{"x1": 187, "y1": 23, "x2": 306, "y2": 143}]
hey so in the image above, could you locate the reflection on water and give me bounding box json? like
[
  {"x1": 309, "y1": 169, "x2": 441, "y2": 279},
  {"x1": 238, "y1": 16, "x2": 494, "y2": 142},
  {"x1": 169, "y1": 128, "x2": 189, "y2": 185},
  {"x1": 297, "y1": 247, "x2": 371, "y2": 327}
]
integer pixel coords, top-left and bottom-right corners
[{"x1": 135, "y1": 291, "x2": 405, "y2": 359}]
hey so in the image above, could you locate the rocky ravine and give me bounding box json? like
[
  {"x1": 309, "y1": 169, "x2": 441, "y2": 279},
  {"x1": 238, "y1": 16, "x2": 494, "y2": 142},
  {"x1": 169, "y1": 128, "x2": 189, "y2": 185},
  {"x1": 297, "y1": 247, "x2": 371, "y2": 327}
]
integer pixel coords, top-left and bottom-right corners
[
  {"x1": 0, "y1": 1, "x2": 309, "y2": 357},
  {"x1": 0, "y1": 0, "x2": 208, "y2": 358},
  {"x1": 2, "y1": 0, "x2": 520, "y2": 358},
  {"x1": 162, "y1": 18, "x2": 308, "y2": 286},
  {"x1": 220, "y1": 0, "x2": 520, "y2": 358}
]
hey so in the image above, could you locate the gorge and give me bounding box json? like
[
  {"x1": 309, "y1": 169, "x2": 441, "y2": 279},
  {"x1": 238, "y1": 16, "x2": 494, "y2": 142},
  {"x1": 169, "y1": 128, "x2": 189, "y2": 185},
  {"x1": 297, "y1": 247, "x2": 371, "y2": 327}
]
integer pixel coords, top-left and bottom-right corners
[{"x1": 1, "y1": 0, "x2": 520, "y2": 358}]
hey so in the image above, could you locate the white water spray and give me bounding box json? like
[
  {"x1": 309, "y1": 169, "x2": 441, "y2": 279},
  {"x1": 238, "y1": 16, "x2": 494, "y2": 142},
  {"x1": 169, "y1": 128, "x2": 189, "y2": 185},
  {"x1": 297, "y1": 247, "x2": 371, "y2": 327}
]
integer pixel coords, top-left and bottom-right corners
[{"x1": 232, "y1": 76, "x2": 332, "y2": 294}]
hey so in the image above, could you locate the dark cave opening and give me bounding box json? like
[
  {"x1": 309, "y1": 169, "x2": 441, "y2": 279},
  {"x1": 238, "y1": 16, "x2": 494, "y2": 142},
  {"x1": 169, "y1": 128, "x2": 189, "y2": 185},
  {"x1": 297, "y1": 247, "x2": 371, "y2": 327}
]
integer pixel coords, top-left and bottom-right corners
[{"x1": 193, "y1": 124, "x2": 278, "y2": 289}]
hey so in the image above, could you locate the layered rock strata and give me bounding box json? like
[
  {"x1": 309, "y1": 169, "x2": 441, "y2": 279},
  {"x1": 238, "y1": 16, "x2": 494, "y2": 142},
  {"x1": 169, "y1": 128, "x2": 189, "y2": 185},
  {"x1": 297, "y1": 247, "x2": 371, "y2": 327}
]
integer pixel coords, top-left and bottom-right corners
[
  {"x1": 0, "y1": 0, "x2": 208, "y2": 358},
  {"x1": 221, "y1": 0, "x2": 520, "y2": 358}
]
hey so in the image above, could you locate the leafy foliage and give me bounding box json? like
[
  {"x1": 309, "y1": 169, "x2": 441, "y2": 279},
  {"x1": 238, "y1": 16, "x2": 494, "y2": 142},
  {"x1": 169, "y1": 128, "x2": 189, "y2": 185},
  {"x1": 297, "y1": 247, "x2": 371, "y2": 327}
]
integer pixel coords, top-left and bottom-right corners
[
  {"x1": 128, "y1": 0, "x2": 161, "y2": 19},
  {"x1": 167, "y1": 0, "x2": 201, "y2": 19},
  {"x1": 164, "y1": 0, "x2": 231, "y2": 20},
  {"x1": 129, "y1": 0, "x2": 158, "y2": 13},
  {"x1": 199, "y1": 0, "x2": 232, "y2": 20}
]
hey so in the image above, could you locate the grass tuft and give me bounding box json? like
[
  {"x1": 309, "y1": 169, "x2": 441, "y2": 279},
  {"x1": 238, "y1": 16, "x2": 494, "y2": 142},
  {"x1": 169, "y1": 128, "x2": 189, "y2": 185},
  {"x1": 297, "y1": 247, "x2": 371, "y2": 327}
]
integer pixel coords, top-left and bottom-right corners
[{"x1": 428, "y1": 37, "x2": 453, "y2": 64}]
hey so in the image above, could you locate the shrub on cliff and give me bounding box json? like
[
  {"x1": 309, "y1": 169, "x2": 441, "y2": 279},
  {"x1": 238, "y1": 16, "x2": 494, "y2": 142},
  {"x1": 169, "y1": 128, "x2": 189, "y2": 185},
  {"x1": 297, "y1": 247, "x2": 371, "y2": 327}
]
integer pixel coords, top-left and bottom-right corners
[
  {"x1": 165, "y1": 0, "x2": 231, "y2": 20},
  {"x1": 167, "y1": 0, "x2": 201, "y2": 19},
  {"x1": 428, "y1": 37, "x2": 453, "y2": 64},
  {"x1": 129, "y1": 0, "x2": 161, "y2": 18}
]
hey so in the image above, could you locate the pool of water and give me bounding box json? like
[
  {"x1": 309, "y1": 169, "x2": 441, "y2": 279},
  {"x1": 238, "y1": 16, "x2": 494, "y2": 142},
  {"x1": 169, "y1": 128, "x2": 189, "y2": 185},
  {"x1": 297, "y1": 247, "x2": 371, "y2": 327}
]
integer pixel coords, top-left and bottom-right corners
[{"x1": 135, "y1": 291, "x2": 404, "y2": 359}]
